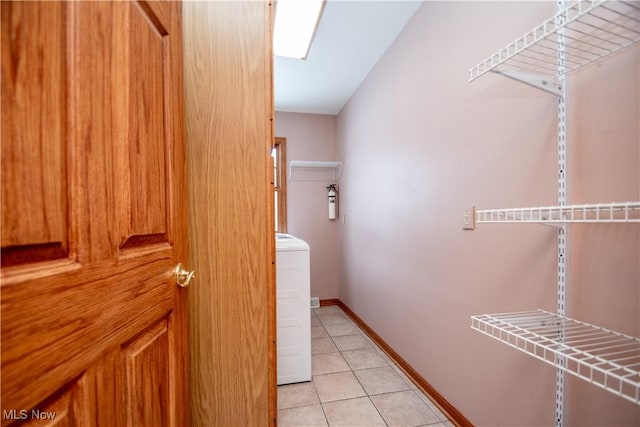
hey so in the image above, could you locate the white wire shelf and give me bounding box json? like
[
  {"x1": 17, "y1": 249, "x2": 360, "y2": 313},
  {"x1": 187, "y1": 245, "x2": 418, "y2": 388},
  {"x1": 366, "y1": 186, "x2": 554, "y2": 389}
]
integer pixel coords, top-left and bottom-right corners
[
  {"x1": 469, "y1": 0, "x2": 640, "y2": 84},
  {"x1": 471, "y1": 309, "x2": 640, "y2": 406},
  {"x1": 288, "y1": 160, "x2": 342, "y2": 181},
  {"x1": 476, "y1": 201, "x2": 640, "y2": 224}
]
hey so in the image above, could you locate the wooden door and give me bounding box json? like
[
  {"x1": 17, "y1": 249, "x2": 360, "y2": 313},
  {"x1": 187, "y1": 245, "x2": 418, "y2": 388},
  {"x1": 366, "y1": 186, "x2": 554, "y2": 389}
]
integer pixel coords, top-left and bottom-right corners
[
  {"x1": 183, "y1": 1, "x2": 277, "y2": 425},
  {"x1": 1, "y1": 1, "x2": 188, "y2": 425}
]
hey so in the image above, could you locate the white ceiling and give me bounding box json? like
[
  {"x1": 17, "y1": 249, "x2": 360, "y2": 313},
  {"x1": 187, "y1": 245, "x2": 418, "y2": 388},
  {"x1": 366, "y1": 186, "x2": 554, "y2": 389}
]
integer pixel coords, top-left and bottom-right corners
[{"x1": 274, "y1": 0, "x2": 422, "y2": 115}]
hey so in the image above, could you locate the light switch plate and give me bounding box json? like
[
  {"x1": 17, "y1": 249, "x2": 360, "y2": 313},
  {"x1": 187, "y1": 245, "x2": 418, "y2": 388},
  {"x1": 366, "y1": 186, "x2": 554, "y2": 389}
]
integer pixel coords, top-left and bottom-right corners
[{"x1": 463, "y1": 206, "x2": 475, "y2": 230}]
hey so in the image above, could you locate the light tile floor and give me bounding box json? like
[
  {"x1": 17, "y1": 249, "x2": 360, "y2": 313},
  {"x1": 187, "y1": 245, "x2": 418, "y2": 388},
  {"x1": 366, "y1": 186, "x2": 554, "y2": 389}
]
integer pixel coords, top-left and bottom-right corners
[{"x1": 278, "y1": 306, "x2": 454, "y2": 427}]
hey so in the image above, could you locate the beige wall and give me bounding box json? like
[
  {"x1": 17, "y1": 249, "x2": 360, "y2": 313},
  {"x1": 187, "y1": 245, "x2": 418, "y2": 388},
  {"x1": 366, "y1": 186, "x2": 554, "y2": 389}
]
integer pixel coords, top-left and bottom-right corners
[
  {"x1": 275, "y1": 112, "x2": 339, "y2": 300},
  {"x1": 335, "y1": 1, "x2": 639, "y2": 426}
]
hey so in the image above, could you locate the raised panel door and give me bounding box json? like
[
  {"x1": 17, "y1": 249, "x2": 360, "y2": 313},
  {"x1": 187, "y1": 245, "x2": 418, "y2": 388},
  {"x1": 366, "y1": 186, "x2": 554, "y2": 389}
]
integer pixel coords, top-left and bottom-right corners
[{"x1": 1, "y1": 1, "x2": 187, "y2": 425}]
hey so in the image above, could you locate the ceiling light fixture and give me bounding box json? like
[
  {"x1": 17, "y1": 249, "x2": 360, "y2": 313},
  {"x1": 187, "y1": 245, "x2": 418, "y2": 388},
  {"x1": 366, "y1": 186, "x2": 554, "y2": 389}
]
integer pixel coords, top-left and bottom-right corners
[{"x1": 273, "y1": 0, "x2": 325, "y2": 60}]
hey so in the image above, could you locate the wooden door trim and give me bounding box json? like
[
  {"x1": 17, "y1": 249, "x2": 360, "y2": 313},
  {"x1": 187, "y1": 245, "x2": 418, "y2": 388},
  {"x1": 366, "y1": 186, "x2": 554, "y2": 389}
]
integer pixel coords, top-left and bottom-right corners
[
  {"x1": 184, "y1": 1, "x2": 274, "y2": 425},
  {"x1": 266, "y1": 3, "x2": 276, "y2": 425}
]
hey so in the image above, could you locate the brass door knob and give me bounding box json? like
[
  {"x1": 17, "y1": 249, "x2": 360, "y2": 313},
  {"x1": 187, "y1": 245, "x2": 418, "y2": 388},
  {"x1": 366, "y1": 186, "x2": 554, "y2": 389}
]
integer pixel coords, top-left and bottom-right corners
[{"x1": 175, "y1": 263, "x2": 195, "y2": 288}]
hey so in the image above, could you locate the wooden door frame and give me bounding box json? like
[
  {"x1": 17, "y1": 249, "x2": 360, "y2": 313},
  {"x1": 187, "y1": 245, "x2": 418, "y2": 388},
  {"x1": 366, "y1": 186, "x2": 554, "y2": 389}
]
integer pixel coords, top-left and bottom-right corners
[{"x1": 183, "y1": 1, "x2": 276, "y2": 425}]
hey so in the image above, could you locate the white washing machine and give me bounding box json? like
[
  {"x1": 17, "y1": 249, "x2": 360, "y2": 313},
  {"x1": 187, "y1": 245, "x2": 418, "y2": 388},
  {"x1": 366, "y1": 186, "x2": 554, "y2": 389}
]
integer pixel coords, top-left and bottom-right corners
[{"x1": 276, "y1": 233, "x2": 311, "y2": 385}]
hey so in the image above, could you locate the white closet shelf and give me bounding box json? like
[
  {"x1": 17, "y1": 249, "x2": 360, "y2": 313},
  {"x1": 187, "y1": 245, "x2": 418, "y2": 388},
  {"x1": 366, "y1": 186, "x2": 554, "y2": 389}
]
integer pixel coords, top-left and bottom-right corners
[
  {"x1": 471, "y1": 310, "x2": 640, "y2": 406},
  {"x1": 288, "y1": 160, "x2": 342, "y2": 181},
  {"x1": 476, "y1": 201, "x2": 640, "y2": 224},
  {"x1": 469, "y1": 0, "x2": 640, "y2": 86}
]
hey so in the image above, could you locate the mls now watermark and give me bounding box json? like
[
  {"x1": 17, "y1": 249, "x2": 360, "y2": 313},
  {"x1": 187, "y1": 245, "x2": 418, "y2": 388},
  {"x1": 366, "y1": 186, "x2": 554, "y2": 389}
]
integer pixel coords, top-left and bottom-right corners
[{"x1": 3, "y1": 409, "x2": 57, "y2": 421}]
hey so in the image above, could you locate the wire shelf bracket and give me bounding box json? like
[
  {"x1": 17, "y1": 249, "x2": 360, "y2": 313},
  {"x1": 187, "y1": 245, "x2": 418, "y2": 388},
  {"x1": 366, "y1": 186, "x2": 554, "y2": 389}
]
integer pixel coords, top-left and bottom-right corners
[
  {"x1": 469, "y1": 0, "x2": 640, "y2": 92},
  {"x1": 471, "y1": 310, "x2": 640, "y2": 406},
  {"x1": 493, "y1": 70, "x2": 563, "y2": 96}
]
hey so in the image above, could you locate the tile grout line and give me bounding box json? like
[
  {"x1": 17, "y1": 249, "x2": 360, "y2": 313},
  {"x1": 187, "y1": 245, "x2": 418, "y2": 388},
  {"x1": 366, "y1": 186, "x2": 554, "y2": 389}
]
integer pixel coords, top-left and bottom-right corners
[
  {"x1": 311, "y1": 310, "x2": 332, "y2": 427},
  {"x1": 306, "y1": 307, "x2": 449, "y2": 426},
  {"x1": 366, "y1": 394, "x2": 390, "y2": 427},
  {"x1": 333, "y1": 306, "x2": 453, "y2": 424},
  {"x1": 318, "y1": 307, "x2": 441, "y2": 426},
  {"x1": 317, "y1": 308, "x2": 386, "y2": 425},
  {"x1": 348, "y1": 350, "x2": 390, "y2": 427},
  {"x1": 311, "y1": 376, "x2": 331, "y2": 426},
  {"x1": 353, "y1": 317, "x2": 447, "y2": 425},
  {"x1": 338, "y1": 317, "x2": 389, "y2": 426}
]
